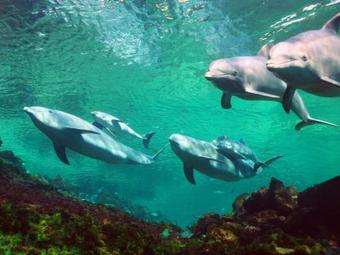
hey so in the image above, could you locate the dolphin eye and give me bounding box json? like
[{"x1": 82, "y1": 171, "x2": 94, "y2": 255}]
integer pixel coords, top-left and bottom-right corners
[
  {"x1": 232, "y1": 71, "x2": 238, "y2": 76},
  {"x1": 302, "y1": 55, "x2": 307, "y2": 61}
]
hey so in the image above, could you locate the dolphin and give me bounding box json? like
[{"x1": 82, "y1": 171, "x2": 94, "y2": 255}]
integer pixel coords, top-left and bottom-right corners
[
  {"x1": 212, "y1": 136, "x2": 283, "y2": 173},
  {"x1": 205, "y1": 45, "x2": 337, "y2": 130},
  {"x1": 91, "y1": 111, "x2": 155, "y2": 148},
  {"x1": 24, "y1": 106, "x2": 164, "y2": 165},
  {"x1": 266, "y1": 13, "x2": 340, "y2": 113},
  {"x1": 212, "y1": 136, "x2": 257, "y2": 162},
  {"x1": 169, "y1": 134, "x2": 282, "y2": 184}
]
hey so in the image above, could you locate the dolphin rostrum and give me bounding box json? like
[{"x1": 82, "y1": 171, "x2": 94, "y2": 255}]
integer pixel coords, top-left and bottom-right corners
[
  {"x1": 24, "y1": 106, "x2": 164, "y2": 165},
  {"x1": 266, "y1": 13, "x2": 340, "y2": 113},
  {"x1": 205, "y1": 45, "x2": 337, "y2": 130},
  {"x1": 169, "y1": 134, "x2": 282, "y2": 184},
  {"x1": 91, "y1": 111, "x2": 155, "y2": 148}
]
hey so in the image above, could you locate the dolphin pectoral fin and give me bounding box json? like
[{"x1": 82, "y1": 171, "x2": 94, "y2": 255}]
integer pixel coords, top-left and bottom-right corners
[
  {"x1": 183, "y1": 164, "x2": 196, "y2": 184},
  {"x1": 244, "y1": 88, "x2": 280, "y2": 99},
  {"x1": 221, "y1": 93, "x2": 232, "y2": 109},
  {"x1": 53, "y1": 143, "x2": 70, "y2": 165},
  {"x1": 64, "y1": 128, "x2": 99, "y2": 135},
  {"x1": 92, "y1": 121, "x2": 103, "y2": 129},
  {"x1": 320, "y1": 76, "x2": 340, "y2": 89},
  {"x1": 282, "y1": 87, "x2": 296, "y2": 113}
]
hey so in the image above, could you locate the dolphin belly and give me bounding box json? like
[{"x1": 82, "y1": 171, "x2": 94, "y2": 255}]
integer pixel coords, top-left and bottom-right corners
[
  {"x1": 60, "y1": 131, "x2": 151, "y2": 165},
  {"x1": 192, "y1": 157, "x2": 241, "y2": 182},
  {"x1": 303, "y1": 84, "x2": 340, "y2": 97}
]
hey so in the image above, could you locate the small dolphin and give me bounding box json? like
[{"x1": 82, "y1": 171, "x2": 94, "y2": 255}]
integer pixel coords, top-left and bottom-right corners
[
  {"x1": 24, "y1": 106, "x2": 164, "y2": 165},
  {"x1": 212, "y1": 136, "x2": 256, "y2": 162},
  {"x1": 212, "y1": 136, "x2": 282, "y2": 174},
  {"x1": 205, "y1": 45, "x2": 337, "y2": 130},
  {"x1": 91, "y1": 111, "x2": 155, "y2": 148},
  {"x1": 169, "y1": 134, "x2": 282, "y2": 184},
  {"x1": 266, "y1": 13, "x2": 340, "y2": 113}
]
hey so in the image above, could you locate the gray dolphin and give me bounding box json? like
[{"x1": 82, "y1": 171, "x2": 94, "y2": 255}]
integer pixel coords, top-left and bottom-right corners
[
  {"x1": 169, "y1": 134, "x2": 281, "y2": 184},
  {"x1": 24, "y1": 106, "x2": 164, "y2": 165},
  {"x1": 212, "y1": 136, "x2": 283, "y2": 172},
  {"x1": 205, "y1": 45, "x2": 337, "y2": 130},
  {"x1": 266, "y1": 13, "x2": 340, "y2": 113},
  {"x1": 212, "y1": 136, "x2": 257, "y2": 162},
  {"x1": 91, "y1": 111, "x2": 155, "y2": 148}
]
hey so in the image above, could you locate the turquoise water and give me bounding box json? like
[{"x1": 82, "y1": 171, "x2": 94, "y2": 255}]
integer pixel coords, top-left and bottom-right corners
[{"x1": 0, "y1": 0, "x2": 339, "y2": 227}]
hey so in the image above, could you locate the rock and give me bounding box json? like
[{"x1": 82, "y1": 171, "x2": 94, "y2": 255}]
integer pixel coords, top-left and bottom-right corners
[
  {"x1": 190, "y1": 214, "x2": 230, "y2": 237},
  {"x1": 232, "y1": 193, "x2": 250, "y2": 217},
  {"x1": 243, "y1": 178, "x2": 298, "y2": 216},
  {"x1": 286, "y1": 176, "x2": 340, "y2": 239},
  {"x1": 207, "y1": 227, "x2": 238, "y2": 244},
  {"x1": 299, "y1": 176, "x2": 340, "y2": 212},
  {"x1": 0, "y1": 150, "x2": 24, "y2": 167}
]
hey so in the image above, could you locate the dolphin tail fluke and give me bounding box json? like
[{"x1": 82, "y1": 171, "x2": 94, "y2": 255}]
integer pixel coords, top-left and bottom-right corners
[
  {"x1": 151, "y1": 143, "x2": 169, "y2": 160},
  {"x1": 143, "y1": 131, "x2": 156, "y2": 148},
  {"x1": 254, "y1": 155, "x2": 283, "y2": 172},
  {"x1": 295, "y1": 118, "x2": 338, "y2": 131}
]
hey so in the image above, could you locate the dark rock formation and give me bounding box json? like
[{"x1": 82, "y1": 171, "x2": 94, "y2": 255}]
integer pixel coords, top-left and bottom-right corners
[{"x1": 286, "y1": 176, "x2": 340, "y2": 239}]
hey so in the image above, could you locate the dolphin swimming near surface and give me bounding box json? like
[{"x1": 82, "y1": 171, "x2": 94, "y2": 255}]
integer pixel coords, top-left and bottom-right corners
[
  {"x1": 169, "y1": 134, "x2": 282, "y2": 184},
  {"x1": 91, "y1": 111, "x2": 155, "y2": 148},
  {"x1": 24, "y1": 106, "x2": 164, "y2": 165},
  {"x1": 205, "y1": 44, "x2": 337, "y2": 130},
  {"x1": 266, "y1": 13, "x2": 340, "y2": 113}
]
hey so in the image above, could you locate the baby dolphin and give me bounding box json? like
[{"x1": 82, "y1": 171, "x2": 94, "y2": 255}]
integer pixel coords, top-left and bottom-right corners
[
  {"x1": 91, "y1": 111, "x2": 155, "y2": 148},
  {"x1": 266, "y1": 13, "x2": 340, "y2": 113},
  {"x1": 205, "y1": 44, "x2": 337, "y2": 130},
  {"x1": 212, "y1": 136, "x2": 283, "y2": 173},
  {"x1": 169, "y1": 134, "x2": 281, "y2": 184},
  {"x1": 24, "y1": 106, "x2": 164, "y2": 165}
]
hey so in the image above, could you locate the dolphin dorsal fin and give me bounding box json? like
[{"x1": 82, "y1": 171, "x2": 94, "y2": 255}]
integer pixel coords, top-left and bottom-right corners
[
  {"x1": 257, "y1": 43, "x2": 274, "y2": 59},
  {"x1": 322, "y1": 13, "x2": 340, "y2": 34},
  {"x1": 239, "y1": 138, "x2": 247, "y2": 145},
  {"x1": 216, "y1": 135, "x2": 228, "y2": 142}
]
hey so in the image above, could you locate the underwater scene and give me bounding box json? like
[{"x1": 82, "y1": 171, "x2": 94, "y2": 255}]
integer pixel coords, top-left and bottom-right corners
[{"x1": 0, "y1": 0, "x2": 339, "y2": 254}]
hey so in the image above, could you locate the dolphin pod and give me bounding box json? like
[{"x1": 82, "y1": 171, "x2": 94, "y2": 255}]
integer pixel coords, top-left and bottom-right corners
[
  {"x1": 24, "y1": 106, "x2": 165, "y2": 165},
  {"x1": 205, "y1": 44, "x2": 337, "y2": 130},
  {"x1": 266, "y1": 13, "x2": 340, "y2": 113},
  {"x1": 21, "y1": 14, "x2": 339, "y2": 185}
]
